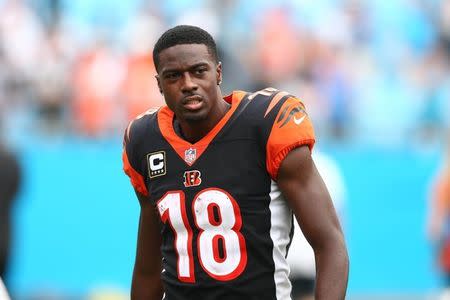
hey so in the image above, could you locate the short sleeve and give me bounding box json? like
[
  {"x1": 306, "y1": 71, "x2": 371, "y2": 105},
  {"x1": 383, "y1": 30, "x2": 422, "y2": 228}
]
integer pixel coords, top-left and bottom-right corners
[
  {"x1": 266, "y1": 96, "x2": 315, "y2": 180},
  {"x1": 122, "y1": 121, "x2": 149, "y2": 196}
]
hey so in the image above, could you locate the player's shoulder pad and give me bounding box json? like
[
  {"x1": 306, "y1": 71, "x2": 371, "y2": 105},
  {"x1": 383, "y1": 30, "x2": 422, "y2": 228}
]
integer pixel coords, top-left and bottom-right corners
[
  {"x1": 123, "y1": 107, "x2": 160, "y2": 147},
  {"x1": 246, "y1": 87, "x2": 295, "y2": 118},
  {"x1": 123, "y1": 108, "x2": 159, "y2": 197},
  {"x1": 263, "y1": 93, "x2": 314, "y2": 180}
]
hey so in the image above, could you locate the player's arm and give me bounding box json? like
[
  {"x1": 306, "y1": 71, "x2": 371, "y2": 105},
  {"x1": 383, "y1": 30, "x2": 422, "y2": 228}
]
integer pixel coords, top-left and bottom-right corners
[
  {"x1": 131, "y1": 191, "x2": 164, "y2": 300},
  {"x1": 277, "y1": 146, "x2": 349, "y2": 300},
  {"x1": 122, "y1": 118, "x2": 164, "y2": 299}
]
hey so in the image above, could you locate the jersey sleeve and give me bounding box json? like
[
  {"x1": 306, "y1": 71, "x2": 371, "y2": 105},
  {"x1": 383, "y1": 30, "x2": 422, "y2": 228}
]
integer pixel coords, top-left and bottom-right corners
[
  {"x1": 266, "y1": 96, "x2": 315, "y2": 180},
  {"x1": 122, "y1": 120, "x2": 149, "y2": 196}
]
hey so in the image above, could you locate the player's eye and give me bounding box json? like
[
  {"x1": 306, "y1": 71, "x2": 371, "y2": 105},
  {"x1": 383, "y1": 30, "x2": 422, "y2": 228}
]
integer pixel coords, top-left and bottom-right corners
[
  {"x1": 165, "y1": 72, "x2": 180, "y2": 80},
  {"x1": 194, "y1": 68, "x2": 207, "y2": 75}
]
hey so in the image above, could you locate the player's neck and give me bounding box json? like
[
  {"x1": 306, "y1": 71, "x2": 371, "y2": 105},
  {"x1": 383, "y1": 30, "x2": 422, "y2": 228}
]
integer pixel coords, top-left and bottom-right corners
[{"x1": 176, "y1": 98, "x2": 230, "y2": 144}]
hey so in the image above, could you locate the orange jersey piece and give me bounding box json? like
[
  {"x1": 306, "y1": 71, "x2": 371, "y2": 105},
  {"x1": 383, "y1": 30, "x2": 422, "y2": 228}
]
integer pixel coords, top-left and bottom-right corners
[{"x1": 266, "y1": 96, "x2": 315, "y2": 179}]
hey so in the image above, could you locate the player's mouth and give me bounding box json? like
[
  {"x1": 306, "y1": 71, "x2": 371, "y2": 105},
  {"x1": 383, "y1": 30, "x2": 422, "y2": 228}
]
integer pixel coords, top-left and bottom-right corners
[{"x1": 182, "y1": 95, "x2": 204, "y2": 111}]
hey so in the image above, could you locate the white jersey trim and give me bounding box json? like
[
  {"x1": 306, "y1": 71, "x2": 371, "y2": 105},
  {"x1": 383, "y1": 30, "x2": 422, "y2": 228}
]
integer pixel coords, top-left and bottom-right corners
[
  {"x1": 0, "y1": 278, "x2": 11, "y2": 300},
  {"x1": 269, "y1": 180, "x2": 293, "y2": 300}
]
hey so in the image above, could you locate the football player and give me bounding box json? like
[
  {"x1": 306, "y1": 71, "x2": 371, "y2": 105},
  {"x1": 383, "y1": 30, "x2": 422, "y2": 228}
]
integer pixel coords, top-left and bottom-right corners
[{"x1": 123, "y1": 25, "x2": 348, "y2": 300}]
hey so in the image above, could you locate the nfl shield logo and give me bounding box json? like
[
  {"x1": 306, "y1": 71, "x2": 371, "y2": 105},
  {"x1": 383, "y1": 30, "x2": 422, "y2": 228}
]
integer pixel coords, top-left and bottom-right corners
[{"x1": 184, "y1": 148, "x2": 197, "y2": 165}]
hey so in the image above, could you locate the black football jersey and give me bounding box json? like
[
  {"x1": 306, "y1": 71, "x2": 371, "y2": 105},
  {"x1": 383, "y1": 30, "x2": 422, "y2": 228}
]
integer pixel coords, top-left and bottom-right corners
[{"x1": 123, "y1": 88, "x2": 315, "y2": 300}]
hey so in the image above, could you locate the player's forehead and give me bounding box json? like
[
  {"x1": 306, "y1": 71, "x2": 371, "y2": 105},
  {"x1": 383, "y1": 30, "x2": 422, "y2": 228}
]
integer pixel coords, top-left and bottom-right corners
[{"x1": 158, "y1": 44, "x2": 214, "y2": 71}]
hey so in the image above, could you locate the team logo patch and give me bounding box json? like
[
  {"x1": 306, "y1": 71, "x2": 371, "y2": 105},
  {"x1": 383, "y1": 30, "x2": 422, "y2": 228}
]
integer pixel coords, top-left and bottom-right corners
[
  {"x1": 147, "y1": 151, "x2": 166, "y2": 178},
  {"x1": 277, "y1": 104, "x2": 307, "y2": 128},
  {"x1": 184, "y1": 148, "x2": 197, "y2": 165},
  {"x1": 183, "y1": 170, "x2": 202, "y2": 187}
]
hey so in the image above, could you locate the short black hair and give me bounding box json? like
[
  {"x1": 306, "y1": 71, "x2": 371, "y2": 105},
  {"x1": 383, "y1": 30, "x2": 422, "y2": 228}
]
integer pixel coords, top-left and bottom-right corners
[{"x1": 153, "y1": 25, "x2": 219, "y2": 72}]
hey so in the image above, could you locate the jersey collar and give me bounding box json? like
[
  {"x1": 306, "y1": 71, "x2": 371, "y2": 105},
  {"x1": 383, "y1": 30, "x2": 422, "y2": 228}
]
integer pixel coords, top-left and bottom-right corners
[{"x1": 157, "y1": 91, "x2": 246, "y2": 166}]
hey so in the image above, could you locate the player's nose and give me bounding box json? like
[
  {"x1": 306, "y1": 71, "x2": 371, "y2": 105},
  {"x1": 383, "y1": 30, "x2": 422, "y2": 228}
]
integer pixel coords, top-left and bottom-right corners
[{"x1": 181, "y1": 73, "x2": 198, "y2": 93}]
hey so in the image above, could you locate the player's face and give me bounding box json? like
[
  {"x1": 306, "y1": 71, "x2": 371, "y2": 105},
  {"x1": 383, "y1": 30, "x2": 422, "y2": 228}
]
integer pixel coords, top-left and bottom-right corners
[{"x1": 156, "y1": 44, "x2": 222, "y2": 122}]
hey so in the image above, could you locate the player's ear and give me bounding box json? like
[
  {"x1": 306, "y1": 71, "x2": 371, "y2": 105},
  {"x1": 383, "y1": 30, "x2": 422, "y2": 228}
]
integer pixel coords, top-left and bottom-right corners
[
  {"x1": 216, "y1": 61, "x2": 222, "y2": 85},
  {"x1": 155, "y1": 75, "x2": 163, "y2": 94}
]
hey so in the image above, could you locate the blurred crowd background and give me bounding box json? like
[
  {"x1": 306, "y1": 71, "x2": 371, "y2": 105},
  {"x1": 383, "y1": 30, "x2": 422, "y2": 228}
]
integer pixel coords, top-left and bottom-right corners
[
  {"x1": 0, "y1": 0, "x2": 448, "y2": 145},
  {"x1": 0, "y1": 0, "x2": 449, "y2": 299}
]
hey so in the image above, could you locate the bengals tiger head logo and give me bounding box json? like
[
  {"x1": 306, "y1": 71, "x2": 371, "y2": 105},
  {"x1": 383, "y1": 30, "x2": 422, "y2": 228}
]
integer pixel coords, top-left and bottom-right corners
[{"x1": 183, "y1": 170, "x2": 202, "y2": 187}]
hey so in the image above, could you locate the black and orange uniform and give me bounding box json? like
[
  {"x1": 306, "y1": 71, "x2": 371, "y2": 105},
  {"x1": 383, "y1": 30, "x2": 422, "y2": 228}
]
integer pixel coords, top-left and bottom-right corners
[{"x1": 123, "y1": 88, "x2": 315, "y2": 300}]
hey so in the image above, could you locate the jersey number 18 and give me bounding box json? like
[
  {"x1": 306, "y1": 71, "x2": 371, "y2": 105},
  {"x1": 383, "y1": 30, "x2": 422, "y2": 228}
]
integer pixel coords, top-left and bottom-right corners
[{"x1": 157, "y1": 188, "x2": 248, "y2": 283}]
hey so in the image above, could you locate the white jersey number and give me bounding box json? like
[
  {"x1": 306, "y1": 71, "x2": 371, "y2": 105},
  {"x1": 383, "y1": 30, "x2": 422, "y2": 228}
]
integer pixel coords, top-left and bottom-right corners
[{"x1": 157, "y1": 188, "x2": 247, "y2": 282}]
